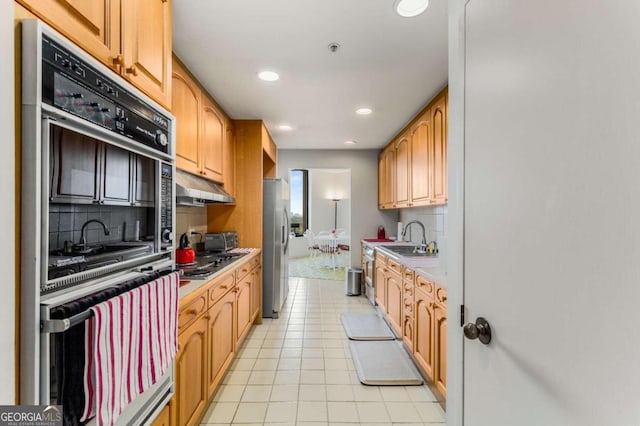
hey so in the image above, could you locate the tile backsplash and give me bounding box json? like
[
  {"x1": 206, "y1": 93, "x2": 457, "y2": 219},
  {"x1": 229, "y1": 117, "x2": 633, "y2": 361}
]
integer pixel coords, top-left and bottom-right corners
[
  {"x1": 48, "y1": 204, "x2": 151, "y2": 251},
  {"x1": 399, "y1": 204, "x2": 448, "y2": 270}
]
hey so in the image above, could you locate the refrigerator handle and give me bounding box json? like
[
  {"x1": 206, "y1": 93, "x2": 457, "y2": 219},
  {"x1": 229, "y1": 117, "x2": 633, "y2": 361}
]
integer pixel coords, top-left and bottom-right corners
[{"x1": 283, "y1": 207, "x2": 290, "y2": 253}]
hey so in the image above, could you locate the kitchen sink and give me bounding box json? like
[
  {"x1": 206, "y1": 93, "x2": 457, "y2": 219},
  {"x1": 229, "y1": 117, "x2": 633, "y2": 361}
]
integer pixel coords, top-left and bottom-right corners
[{"x1": 378, "y1": 244, "x2": 438, "y2": 257}]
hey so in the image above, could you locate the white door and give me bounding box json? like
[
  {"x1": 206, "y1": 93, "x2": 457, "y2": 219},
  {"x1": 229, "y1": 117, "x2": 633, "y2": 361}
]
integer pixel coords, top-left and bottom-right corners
[{"x1": 458, "y1": 1, "x2": 640, "y2": 425}]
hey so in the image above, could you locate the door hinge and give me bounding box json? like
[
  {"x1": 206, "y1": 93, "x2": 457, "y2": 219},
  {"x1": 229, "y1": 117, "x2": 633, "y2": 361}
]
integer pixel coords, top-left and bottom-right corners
[{"x1": 460, "y1": 304, "x2": 465, "y2": 327}]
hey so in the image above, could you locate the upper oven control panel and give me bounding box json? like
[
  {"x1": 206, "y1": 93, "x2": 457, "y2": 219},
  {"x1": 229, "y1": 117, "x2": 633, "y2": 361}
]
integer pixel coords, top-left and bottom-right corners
[{"x1": 40, "y1": 34, "x2": 171, "y2": 155}]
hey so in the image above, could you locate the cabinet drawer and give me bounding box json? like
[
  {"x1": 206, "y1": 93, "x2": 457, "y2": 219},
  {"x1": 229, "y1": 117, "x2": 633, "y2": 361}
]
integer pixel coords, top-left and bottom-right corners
[
  {"x1": 436, "y1": 286, "x2": 447, "y2": 307},
  {"x1": 415, "y1": 275, "x2": 435, "y2": 297},
  {"x1": 387, "y1": 258, "x2": 403, "y2": 275},
  {"x1": 403, "y1": 268, "x2": 415, "y2": 282},
  {"x1": 208, "y1": 271, "x2": 235, "y2": 307},
  {"x1": 179, "y1": 292, "x2": 207, "y2": 333},
  {"x1": 235, "y1": 260, "x2": 252, "y2": 282},
  {"x1": 248, "y1": 253, "x2": 260, "y2": 270},
  {"x1": 375, "y1": 253, "x2": 388, "y2": 265}
]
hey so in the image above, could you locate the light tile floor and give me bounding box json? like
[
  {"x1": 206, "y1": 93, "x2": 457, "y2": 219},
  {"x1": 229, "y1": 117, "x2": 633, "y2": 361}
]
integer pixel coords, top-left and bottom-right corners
[{"x1": 200, "y1": 277, "x2": 446, "y2": 425}]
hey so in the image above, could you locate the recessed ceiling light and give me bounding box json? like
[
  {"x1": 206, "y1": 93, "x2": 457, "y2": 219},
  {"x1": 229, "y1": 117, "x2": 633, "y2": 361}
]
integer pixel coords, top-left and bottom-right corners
[
  {"x1": 394, "y1": 0, "x2": 429, "y2": 17},
  {"x1": 356, "y1": 107, "x2": 373, "y2": 115},
  {"x1": 258, "y1": 70, "x2": 279, "y2": 82},
  {"x1": 344, "y1": 140, "x2": 357, "y2": 145},
  {"x1": 279, "y1": 124, "x2": 293, "y2": 131}
]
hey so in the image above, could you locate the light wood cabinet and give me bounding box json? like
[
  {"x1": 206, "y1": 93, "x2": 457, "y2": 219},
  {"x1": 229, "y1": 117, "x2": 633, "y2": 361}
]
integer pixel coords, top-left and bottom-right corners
[
  {"x1": 431, "y1": 92, "x2": 448, "y2": 205},
  {"x1": 385, "y1": 269, "x2": 403, "y2": 336},
  {"x1": 235, "y1": 274, "x2": 252, "y2": 347},
  {"x1": 18, "y1": 0, "x2": 172, "y2": 107},
  {"x1": 206, "y1": 289, "x2": 235, "y2": 399},
  {"x1": 434, "y1": 301, "x2": 447, "y2": 396},
  {"x1": 402, "y1": 270, "x2": 415, "y2": 349},
  {"x1": 251, "y1": 265, "x2": 262, "y2": 321},
  {"x1": 150, "y1": 403, "x2": 171, "y2": 426},
  {"x1": 172, "y1": 56, "x2": 232, "y2": 187},
  {"x1": 223, "y1": 121, "x2": 236, "y2": 196},
  {"x1": 201, "y1": 96, "x2": 224, "y2": 182},
  {"x1": 175, "y1": 313, "x2": 208, "y2": 426},
  {"x1": 378, "y1": 145, "x2": 396, "y2": 209},
  {"x1": 378, "y1": 87, "x2": 448, "y2": 208},
  {"x1": 395, "y1": 133, "x2": 411, "y2": 208},
  {"x1": 410, "y1": 111, "x2": 432, "y2": 205},
  {"x1": 121, "y1": 0, "x2": 172, "y2": 107},
  {"x1": 374, "y1": 258, "x2": 387, "y2": 312},
  {"x1": 414, "y1": 284, "x2": 435, "y2": 381}
]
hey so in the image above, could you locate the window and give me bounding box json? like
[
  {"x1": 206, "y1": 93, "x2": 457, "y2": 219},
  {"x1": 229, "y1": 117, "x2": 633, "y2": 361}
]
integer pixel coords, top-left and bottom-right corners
[{"x1": 289, "y1": 169, "x2": 308, "y2": 237}]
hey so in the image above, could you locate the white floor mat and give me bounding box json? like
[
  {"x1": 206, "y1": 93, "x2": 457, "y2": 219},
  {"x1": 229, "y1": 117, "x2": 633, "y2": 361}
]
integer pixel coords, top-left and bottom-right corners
[
  {"x1": 349, "y1": 340, "x2": 424, "y2": 386},
  {"x1": 341, "y1": 312, "x2": 396, "y2": 340}
]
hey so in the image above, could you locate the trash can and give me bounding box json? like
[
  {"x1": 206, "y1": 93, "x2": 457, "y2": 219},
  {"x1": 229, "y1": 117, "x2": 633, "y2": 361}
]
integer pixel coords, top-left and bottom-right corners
[{"x1": 345, "y1": 267, "x2": 363, "y2": 296}]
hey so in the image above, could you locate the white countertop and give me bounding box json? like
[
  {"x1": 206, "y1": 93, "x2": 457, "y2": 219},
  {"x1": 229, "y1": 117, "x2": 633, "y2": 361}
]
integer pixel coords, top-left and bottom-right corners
[{"x1": 367, "y1": 241, "x2": 447, "y2": 288}]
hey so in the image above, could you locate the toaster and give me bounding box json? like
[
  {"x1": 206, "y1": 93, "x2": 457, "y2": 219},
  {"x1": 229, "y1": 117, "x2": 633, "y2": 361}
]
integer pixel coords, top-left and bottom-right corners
[{"x1": 204, "y1": 231, "x2": 238, "y2": 252}]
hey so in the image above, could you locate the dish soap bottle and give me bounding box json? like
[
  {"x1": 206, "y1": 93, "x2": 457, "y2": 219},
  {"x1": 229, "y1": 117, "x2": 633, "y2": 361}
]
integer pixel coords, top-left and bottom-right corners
[{"x1": 377, "y1": 225, "x2": 386, "y2": 239}]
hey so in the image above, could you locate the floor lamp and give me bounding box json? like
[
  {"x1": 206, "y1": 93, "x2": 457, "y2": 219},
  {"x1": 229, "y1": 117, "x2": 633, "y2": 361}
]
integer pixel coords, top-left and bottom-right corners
[{"x1": 331, "y1": 198, "x2": 340, "y2": 229}]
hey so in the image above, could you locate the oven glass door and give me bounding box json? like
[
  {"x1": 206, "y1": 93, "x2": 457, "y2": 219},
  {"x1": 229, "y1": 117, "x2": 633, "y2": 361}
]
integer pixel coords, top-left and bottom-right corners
[{"x1": 44, "y1": 119, "x2": 167, "y2": 292}]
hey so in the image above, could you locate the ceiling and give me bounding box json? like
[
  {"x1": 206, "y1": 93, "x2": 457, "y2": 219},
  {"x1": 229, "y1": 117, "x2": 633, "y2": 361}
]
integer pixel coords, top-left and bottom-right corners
[{"x1": 172, "y1": 0, "x2": 448, "y2": 150}]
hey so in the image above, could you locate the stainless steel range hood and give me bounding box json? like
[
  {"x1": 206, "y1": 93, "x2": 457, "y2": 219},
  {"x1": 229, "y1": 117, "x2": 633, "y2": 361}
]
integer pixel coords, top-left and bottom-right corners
[{"x1": 175, "y1": 169, "x2": 235, "y2": 206}]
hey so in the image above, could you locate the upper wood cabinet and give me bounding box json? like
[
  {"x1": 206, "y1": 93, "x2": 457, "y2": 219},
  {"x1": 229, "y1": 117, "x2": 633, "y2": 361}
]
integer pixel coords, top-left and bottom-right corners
[
  {"x1": 172, "y1": 56, "x2": 233, "y2": 187},
  {"x1": 18, "y1": 0, "x2": 172, "y2": 108},
  {"x1": 201, "y1": 96, "x2": 224, "y2": 182},
  {"x1": 395, "y1": 134, "x2": 411, "y2": 208},
  {"x1": 121, "y1": 0, "x2": 172, "y2": 106},
  {"x1": 378, "y1": 87, "x2": 448, "y2": 208},
  {"x1": 378, "y1": 145, "x2": 396, "y2": 209},
  {"x1": 410, "y1": 112, "x2": 432, "y2": 205}
]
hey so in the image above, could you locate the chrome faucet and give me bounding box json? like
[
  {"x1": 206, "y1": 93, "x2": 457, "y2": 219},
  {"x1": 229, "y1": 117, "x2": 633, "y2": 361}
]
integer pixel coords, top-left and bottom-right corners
[
  {"x1": 78, "y1": 219, "x2": 111, "y2": 248},
  {"x1": 402, "y1": 220, "x2": 427, "y2": 249}
]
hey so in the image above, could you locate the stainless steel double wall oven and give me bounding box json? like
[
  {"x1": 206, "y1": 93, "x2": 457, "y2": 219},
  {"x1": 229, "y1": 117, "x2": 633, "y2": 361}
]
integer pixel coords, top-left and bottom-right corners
[{"x1": 20, "y1": 20, "x2": 176, "y2": 424}]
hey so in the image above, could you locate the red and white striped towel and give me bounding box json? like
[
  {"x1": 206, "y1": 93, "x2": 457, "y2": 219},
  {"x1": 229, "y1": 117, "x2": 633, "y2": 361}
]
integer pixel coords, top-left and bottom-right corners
[{"x1": 81, "y1": 272, "x2": 179, "y2": 425}]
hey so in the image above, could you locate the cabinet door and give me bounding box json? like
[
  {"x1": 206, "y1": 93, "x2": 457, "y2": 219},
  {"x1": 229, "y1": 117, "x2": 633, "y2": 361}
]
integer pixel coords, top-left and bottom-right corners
[
  {"x1": 395, "y1": 135, "x2": 410, "y2": 208},
  {"x1": 176, "y1": 315, "x2": 208, "y2": 426},
  {"x1": 250, "y1": 265, "x2": 261, "y2": 321},
  {"x1": 201, "y1": 97, "x2": 224, "y2": 182},
  {"x1": 207, "y1": 290, "x2": 235, "y2": 398},
  {"x1": 133, "y1": 154, "x2": 155, "y2": 206},
  {"x1": 18, "y1": 0, "x2": 120, "y2": 70},
  {"x1": 410, "y1": 111, "x2": 432, "y2": 206},
  {"x1": 414, "y1": 287, "x2": 435, "y2": 381},
  {"x1": 235, "y1": 278, "x2": 252, "y2": 347},
  {"x1": 223, "y1": 121, "x2": 236, "y2": 196},
  {"x1": 172, "y1": 59, "x2": 201, "y2": 175},
  {"x1": 121, "y1": 0, "x2": 172, "y2": 107},
  {"x1": 150, "y1": 403, "x2": 170, "y2": 426},
  {"x1": 431, "y1": 92, "x2": 447, "y2": 204},
  {"x1": 402, "y1": 315, "x2": 414, "y2": 349},
  {"x1": 374, "y1": 263, "x2": 387, "y2": 312},
  {"x1": 383, "y1": 147, "x2": 396, "y2": 208},
  {"x1": 49, "y1": 126, "x2": 100, "y2": 203},
  {"x1": 385, "y1": 271, "x2": 403, "y2": 336},
  {"x1": 101, "y1": 143, "x2": 132, "y2": 204},
  {"x1": 434, "y1": 305, "x2": 447, "y2": 396},
  {"x1": 378, "y1": 155, "x2": 385, "y2": 208}
]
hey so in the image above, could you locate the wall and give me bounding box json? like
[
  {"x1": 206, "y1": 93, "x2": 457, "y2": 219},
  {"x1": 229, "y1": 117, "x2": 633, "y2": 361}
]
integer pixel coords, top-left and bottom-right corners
[
  {"x1": 2, "y1": 0, "x2": 15, "y2": 403},
  {"x1": 278, "y1": 149, "x2": 398, "y2": 267},
  {"x1": 399, "y1": 205, "x2": 448, "y2": 272},
  {"x1": 176, "y1": 206, "x2": 208, "y2": 245},
  {"x1": 308, "y1": 169, "x2": 350, "y2": 234}
]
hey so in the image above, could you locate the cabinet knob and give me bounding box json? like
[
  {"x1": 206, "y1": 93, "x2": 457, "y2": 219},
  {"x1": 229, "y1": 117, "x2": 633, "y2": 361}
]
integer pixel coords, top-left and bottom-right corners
[
  {"x1": 112, "y1": 55, "x2": 124, "y2": 67},
  {"x1": 126, "y1": 64, "x2": 139, "y2": 76}
]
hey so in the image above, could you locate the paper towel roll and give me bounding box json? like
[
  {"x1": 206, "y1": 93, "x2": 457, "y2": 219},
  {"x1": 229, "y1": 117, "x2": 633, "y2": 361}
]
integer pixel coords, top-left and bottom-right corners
[{"x1": 397, "y1": 222, "x2": 404, "y2": 241}]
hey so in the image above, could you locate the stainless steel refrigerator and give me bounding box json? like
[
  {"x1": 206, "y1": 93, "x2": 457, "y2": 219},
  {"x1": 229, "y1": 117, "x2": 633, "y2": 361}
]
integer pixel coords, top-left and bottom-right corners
[{"x1": 262, "y1": 178, "x2": 290, "y2": 318}]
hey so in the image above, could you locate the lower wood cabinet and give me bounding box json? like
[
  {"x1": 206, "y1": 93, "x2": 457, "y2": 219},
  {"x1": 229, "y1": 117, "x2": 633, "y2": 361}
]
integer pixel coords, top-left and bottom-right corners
[
  {"x1": 385, "y1": 271, "x2": 403, "y2": 336},
  {"x1": 175, "y1": 314, "x2": 208, "y2": 426},
  {"x1": 235, "y1": 274, "x2": 252, "y2": 347},
  {"x1": 150, "y1": 403, "x2": 171, "y2": 426},
  {"x1": 413, "y1": 285, "x2": 435, "y2": 381},
  {"x1": 174, "y1": 250, "x2": 262, "y2": 426},
  {"x1": 434, "y1": 302, "x2": 447, "y2": 396},
  {"x1": 206, "y1": 290, "x2": 235, "y2": 399}
]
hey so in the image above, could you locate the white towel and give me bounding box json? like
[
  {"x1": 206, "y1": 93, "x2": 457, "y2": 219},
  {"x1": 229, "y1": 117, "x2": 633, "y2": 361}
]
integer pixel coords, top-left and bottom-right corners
[{"x1": 81, "y1": 272, "x2": 179, "y2": 425}]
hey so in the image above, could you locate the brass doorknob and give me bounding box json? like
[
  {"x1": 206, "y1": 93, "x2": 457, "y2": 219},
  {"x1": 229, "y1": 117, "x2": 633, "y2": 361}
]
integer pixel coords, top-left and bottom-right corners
[{"x1": 463, "y1": 317, "x2": 492, "y2": 344}]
